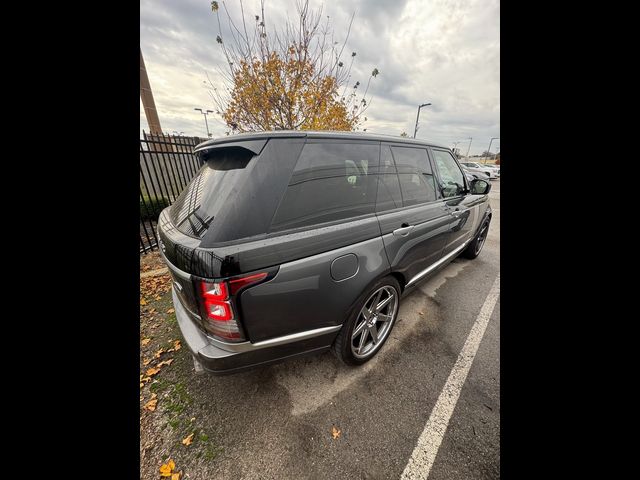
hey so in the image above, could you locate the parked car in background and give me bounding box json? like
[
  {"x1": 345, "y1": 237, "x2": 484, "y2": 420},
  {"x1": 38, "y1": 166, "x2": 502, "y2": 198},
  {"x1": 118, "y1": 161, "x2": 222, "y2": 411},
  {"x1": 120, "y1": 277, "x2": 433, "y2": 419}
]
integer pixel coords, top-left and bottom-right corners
[
  {"x1": 461, "y1": 165, "x2": 490, "y2": 180},
  {"x1": 460, "y1": 161, "x2": 498, "y2": 179},
  {"x1": 158, "y1": 131, "x2": 493, "y2": 374}
]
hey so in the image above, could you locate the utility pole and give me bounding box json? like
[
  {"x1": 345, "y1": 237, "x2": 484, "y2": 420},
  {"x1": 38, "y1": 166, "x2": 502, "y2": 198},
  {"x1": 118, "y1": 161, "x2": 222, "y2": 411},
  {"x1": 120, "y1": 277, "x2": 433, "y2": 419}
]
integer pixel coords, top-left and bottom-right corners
[
  {"x1": 413, "y1": 103, "x2": 432, "y2": 138},
  {"x1": 485, "y1": 137, "x2": 499, "y2": 163},
  {"x1": 140, "y1": 48, "x2": 162, "y2": 135},
  {"x1": 195, "y1": 108, "x2": 214, "y2": 138},
  {"x1": 466, "y1": 137, "x2": 473, "y2": 159}
]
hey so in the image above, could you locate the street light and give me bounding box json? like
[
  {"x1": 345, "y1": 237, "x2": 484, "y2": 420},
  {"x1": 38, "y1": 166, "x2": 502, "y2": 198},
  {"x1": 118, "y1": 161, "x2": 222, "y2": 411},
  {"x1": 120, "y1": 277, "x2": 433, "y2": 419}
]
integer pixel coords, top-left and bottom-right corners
[
  {"x1": 194, "y1": 108, "x2": 214, "y2": 138},
  {"x1": 466, "y1": 137, "x2": 473, "y2": 159},
  {"x1": 413, "y1": 103, "x2": 432, "y2": 138},
  {"x1": 484, "y1": 137, "x2": 499, "y2": 164},
  {"x1": 452, "y1": 141, "x2": 462, "y2": 157}
]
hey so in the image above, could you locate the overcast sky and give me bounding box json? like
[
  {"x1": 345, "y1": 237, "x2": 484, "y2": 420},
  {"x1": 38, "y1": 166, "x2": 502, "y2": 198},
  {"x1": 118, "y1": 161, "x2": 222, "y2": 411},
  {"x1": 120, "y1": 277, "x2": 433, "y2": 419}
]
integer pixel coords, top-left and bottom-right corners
[{"x1": 140, "y1": 0, "x2": 499, "y2": 155}]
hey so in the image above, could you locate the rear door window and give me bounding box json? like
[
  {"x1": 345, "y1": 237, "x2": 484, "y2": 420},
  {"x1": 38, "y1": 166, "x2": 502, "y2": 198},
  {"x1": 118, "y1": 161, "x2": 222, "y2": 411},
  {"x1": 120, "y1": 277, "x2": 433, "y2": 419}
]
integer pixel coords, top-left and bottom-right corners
[
  {"x1": 376, "y1": 146, "x2": 403, "y2": 212},
  {"x1": 270, "y1": 141, "x2": 380, "y2": 232},
  {"x1": 391, "y1": 146, "x2": 438, "y2": 206}
]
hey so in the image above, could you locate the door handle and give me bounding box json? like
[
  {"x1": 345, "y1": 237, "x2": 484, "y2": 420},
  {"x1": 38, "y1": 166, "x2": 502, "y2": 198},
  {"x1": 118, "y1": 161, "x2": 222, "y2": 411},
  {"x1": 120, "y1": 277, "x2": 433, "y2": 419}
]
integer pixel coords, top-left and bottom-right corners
[
  {"x1": 393, "y1": 224, "x2": 415, "y2": 236},
  {"x1": 451, "y1": 209, "x2": 466, "y2": 217}
]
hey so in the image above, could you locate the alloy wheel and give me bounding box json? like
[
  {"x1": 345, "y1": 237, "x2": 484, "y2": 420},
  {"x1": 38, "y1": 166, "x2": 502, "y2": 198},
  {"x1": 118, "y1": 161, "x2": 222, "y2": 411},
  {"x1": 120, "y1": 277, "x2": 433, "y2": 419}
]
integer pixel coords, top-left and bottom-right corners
[{"x1": 351, "y1": 285, "x2": 399, "y2": 359}]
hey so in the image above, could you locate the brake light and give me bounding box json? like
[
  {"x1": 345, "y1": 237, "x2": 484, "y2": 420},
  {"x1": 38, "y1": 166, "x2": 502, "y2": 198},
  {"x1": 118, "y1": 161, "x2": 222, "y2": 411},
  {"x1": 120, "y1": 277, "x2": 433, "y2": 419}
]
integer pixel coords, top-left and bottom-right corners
[{"x1": 199, "y1": 272, "x2": 269, "y2": 342}]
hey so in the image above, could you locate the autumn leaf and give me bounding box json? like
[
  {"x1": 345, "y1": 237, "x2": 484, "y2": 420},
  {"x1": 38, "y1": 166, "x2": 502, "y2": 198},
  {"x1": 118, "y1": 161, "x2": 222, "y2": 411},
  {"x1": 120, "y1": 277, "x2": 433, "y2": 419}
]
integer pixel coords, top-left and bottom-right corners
[
  {"x1": 154, "y1": 348, "x2": 166, "y2": 359},
  {"x1": 331, "y1": 426, "x2": 341, "y2": 439},
  {"x1": 141, "y1": 338, "x2": 151, "y2": 346},
  {"x1": 167, "y1": 308, "x2": 175, "y2": 314},
  {"x1": 418, "y1": 312, "x2": 424, "y2": 316},
  {"x1": 145, "y1": 367, "x2": 160, "y2": 377},
  {"x1": 144, "y1": 398, "x2": 157, "y2": 411},
  {"x1": 173, "y1": 340, "x2": 182, "y2": 351},
  {"x1": 140, "y1": 298, "x2": 147, "y2": 306},
  {"x1": 157, "y1": 359, "x2": 173, "y2": 367},
  {"x1": 159, "y1": 459, "x2": 176, "y2": 477},
  {"x1": 182, "y1": 432, "x2": 194, "y2": 446},
  {"x1": 143, "y1": 358, "x2": 152, "y2": 366},
  {"x1": 171, "y1": 473, "x2": 181, "y2": 480}
]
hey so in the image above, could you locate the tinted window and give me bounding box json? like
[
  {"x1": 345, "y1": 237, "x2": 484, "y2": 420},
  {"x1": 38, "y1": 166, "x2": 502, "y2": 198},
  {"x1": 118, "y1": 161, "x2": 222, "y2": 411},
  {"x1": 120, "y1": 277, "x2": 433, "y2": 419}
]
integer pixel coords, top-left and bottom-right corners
[
  {"x1": 270, "y1": 142, "x2": 380, "y2": 231},
  {"x1": 169, "y1": 147, "x2": 255, "y2": 238},
  {"x1": 376, "y1": 146, "x2": 402, "y2": 212},
  {"x1": 391, "y1": 146, "x2": 437, "y2": 206},
  {"x1": 432, "y1": 149, "x2": 466, "y2": 198}
]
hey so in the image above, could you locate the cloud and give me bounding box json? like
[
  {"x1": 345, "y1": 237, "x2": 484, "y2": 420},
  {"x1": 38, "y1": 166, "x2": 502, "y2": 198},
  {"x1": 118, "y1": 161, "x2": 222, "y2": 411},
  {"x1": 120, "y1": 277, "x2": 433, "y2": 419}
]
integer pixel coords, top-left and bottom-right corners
[{"x1": 141, "y1": 0, "x2": 499, "y2": 154}]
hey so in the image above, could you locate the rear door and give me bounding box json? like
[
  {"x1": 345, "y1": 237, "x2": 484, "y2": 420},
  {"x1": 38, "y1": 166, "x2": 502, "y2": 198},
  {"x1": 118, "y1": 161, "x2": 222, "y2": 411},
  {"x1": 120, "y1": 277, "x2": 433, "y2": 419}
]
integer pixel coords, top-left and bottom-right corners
[
  {"x1": 376, "y1": 143, "x2": 451, "y2": 285},
  {"x1": 430, "y1": 148, "x2": 481, "y2": 255}
]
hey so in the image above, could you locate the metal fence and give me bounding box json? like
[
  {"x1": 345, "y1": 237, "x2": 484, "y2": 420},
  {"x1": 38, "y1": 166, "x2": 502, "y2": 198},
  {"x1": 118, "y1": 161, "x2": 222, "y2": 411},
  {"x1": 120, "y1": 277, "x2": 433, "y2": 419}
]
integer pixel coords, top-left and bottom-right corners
[{"x1": 140, "y1": 131, "x2": 206, "y2": 254}]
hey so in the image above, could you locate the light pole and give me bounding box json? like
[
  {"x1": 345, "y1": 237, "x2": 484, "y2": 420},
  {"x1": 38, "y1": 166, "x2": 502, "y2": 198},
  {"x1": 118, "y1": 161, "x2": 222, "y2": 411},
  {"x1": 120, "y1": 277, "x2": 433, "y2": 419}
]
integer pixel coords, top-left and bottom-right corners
[
  {"x1": 194, "y1": 108, "x2": 214, "y2": 138},
  {"x1": 484, "y1": 137, "x2": 499, "y2": 163},
  {"x1": 452, "y1": 141, "x2": 461, "y2": 157},
  {"x1": 413, "y1": 103, "x2": 432, "y2": 138},
  {"x1": 466, "y1": 137, "x2": 473, "y2": 159}
]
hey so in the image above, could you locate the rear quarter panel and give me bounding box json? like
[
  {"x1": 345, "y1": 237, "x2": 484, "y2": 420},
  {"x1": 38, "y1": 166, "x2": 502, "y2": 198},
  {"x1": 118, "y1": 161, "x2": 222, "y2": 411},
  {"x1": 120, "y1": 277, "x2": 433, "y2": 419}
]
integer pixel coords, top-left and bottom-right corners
[{"x1": 239, "y1": 227, "x2": 390, "y2": 342}]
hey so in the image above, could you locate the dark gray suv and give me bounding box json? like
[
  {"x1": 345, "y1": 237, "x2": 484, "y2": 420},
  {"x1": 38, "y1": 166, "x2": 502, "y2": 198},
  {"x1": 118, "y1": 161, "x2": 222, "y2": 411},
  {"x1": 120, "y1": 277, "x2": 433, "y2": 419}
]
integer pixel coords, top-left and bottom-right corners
[{"x1": 158, "y1": 131, "x2": 491, "y2": 374}]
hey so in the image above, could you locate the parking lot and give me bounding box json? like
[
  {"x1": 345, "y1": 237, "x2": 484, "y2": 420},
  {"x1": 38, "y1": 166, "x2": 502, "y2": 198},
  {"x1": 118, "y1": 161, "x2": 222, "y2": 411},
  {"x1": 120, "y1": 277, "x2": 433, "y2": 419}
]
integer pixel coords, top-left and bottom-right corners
[{"x1": 140, "y1": 180, "x2": 500, "y2": 480}]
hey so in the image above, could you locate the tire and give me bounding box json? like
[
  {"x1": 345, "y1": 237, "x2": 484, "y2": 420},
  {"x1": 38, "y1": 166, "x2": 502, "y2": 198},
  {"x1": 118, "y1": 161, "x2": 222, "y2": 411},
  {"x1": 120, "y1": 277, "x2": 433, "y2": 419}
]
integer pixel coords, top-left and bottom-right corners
[
  {"x1": 462, "y1": 218, "x2": 490, "y2": 259},
  {"x1": 332, "y1": 276, "x2": 401, "y2": 366}
]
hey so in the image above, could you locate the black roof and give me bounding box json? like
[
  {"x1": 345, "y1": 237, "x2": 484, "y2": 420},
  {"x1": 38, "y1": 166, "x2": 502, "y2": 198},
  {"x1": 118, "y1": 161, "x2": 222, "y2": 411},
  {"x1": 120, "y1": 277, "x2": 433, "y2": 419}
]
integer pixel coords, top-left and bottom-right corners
[{"x1": 194, "y1": 130, "x2": 449, "y2": 152}]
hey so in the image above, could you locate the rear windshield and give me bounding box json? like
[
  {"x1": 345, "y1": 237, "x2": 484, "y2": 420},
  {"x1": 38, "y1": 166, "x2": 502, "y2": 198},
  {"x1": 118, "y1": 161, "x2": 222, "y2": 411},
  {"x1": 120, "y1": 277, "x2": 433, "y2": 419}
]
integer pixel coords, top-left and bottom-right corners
[{"x1": 169, "y1": 147, "x2": 255, "y2": 238}]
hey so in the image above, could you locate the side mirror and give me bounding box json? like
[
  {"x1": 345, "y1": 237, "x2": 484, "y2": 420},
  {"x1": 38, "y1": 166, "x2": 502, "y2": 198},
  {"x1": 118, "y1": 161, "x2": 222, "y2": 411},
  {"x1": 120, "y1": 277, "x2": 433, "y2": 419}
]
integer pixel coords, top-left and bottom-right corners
[{"x1": 469, "y1": 178, "x2": 491, "y2": 195}]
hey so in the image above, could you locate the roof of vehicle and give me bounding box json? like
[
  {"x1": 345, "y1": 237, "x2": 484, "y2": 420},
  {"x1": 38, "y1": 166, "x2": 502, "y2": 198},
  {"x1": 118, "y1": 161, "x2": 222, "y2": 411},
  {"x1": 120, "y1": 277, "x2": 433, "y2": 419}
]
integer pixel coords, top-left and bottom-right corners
[{"x1": 194, "y1": 130, "x2": 449, "y2": 152}]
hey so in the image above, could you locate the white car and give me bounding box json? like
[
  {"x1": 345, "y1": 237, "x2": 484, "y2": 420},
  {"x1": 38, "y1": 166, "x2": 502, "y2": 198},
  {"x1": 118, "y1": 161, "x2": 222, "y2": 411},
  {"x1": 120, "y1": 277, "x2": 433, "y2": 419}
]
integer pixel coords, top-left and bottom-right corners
[{"x1": 459, "y1": 161, "x2": 499, "y2": 179}]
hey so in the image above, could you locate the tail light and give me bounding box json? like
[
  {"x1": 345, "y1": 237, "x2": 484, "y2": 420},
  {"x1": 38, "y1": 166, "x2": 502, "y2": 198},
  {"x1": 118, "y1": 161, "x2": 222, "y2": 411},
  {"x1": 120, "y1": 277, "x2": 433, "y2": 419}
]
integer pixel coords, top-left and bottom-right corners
[{"x1": 198, "y1": 272, "x2": 269, "y2": 342}]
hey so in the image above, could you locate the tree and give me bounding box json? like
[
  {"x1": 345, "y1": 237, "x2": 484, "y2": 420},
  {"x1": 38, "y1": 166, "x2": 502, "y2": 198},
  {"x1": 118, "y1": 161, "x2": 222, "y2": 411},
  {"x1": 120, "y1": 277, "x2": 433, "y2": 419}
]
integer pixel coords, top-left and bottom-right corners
[{"x1": 208, "y1": 0, "x2": 378, "y2": 133}]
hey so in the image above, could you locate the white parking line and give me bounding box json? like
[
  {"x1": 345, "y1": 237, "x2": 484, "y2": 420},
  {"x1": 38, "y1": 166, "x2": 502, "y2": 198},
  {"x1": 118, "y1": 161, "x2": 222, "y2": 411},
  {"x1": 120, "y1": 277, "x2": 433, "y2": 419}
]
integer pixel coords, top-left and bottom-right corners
[{"x1": 401, "y1": 275, "x2": 500, "y2": 480}]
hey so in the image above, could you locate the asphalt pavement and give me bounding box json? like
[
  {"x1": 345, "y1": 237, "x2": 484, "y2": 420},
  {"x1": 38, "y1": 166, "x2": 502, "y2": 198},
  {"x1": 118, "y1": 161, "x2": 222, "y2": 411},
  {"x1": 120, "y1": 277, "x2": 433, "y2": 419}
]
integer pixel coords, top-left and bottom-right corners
[{"x1": 147, "y1": 180, "x2": 500, "y2": 480}]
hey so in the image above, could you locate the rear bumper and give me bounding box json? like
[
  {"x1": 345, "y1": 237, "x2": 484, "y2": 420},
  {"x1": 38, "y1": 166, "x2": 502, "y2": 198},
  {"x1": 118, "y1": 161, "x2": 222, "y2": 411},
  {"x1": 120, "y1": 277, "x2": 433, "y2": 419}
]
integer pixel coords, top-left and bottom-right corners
[{"x1": 172, "y1": 288, "x2": 341, "y2": 375}]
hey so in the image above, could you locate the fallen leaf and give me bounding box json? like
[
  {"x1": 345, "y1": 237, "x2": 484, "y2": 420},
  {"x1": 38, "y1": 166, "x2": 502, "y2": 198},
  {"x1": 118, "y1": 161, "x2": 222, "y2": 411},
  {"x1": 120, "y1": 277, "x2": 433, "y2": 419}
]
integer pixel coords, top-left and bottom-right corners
[
  {"x1": 171, "y1": 473, "x2": 181, "y2": 480},
  {"x1": 145, "y1": 367, "x2": 160, "y2": 376},
  {"x1": 141, "y1": 338, "x2": 151, "y2": 346},
  {"x1": 167, "y1": 308, "x2": 175, "y2": 314},
  {"x1": 154, "y1": 348, "x2": 166, "y2": 359},
  {"x1": 140, "y1": 298, "x2": 147, "y2": 306},
  {"x1": 159, "y1": 459, "x2": 176, "y2": 477},
  {"x1": 418, "y1": 311, "x2": 424, "y2": 316},
  {"x1": 173, "y1": 340, "x2": 182, "y2": 351},
  {"x1": 182, "y1": 432, "x2": 194, "y2": 446},
  {"x1": 143, "y1": 359, "x2": 152, "y2": 366},
  {"x1": 190, "y1": 417, "x2": 196, "y2": 422},
  {"x1": 140, "y1": 383, "x2": 144, "y2": 389},
  {"x1": 154, "y1": 295, "x2": 162, "y2": 300},
  {"x1": 141, "y1": 376, "x2": 152, "y2": 383},
  {"x1": 157, "y1": 359, "x2": 173, "y2": 367},
  {"x1": 144, "y1": 398, "x2": 158, "y2": 411},
  {"x1": 331, "y1": 426, "x2": 341, "y2": 439}
]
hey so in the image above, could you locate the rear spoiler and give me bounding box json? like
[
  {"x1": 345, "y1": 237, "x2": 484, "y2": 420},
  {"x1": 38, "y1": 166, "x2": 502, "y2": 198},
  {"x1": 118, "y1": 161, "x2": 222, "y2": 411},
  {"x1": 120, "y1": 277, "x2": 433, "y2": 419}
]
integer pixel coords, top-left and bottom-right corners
[{"x1": 193, "y1": 138, "x2": 268, "y2": 156}]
